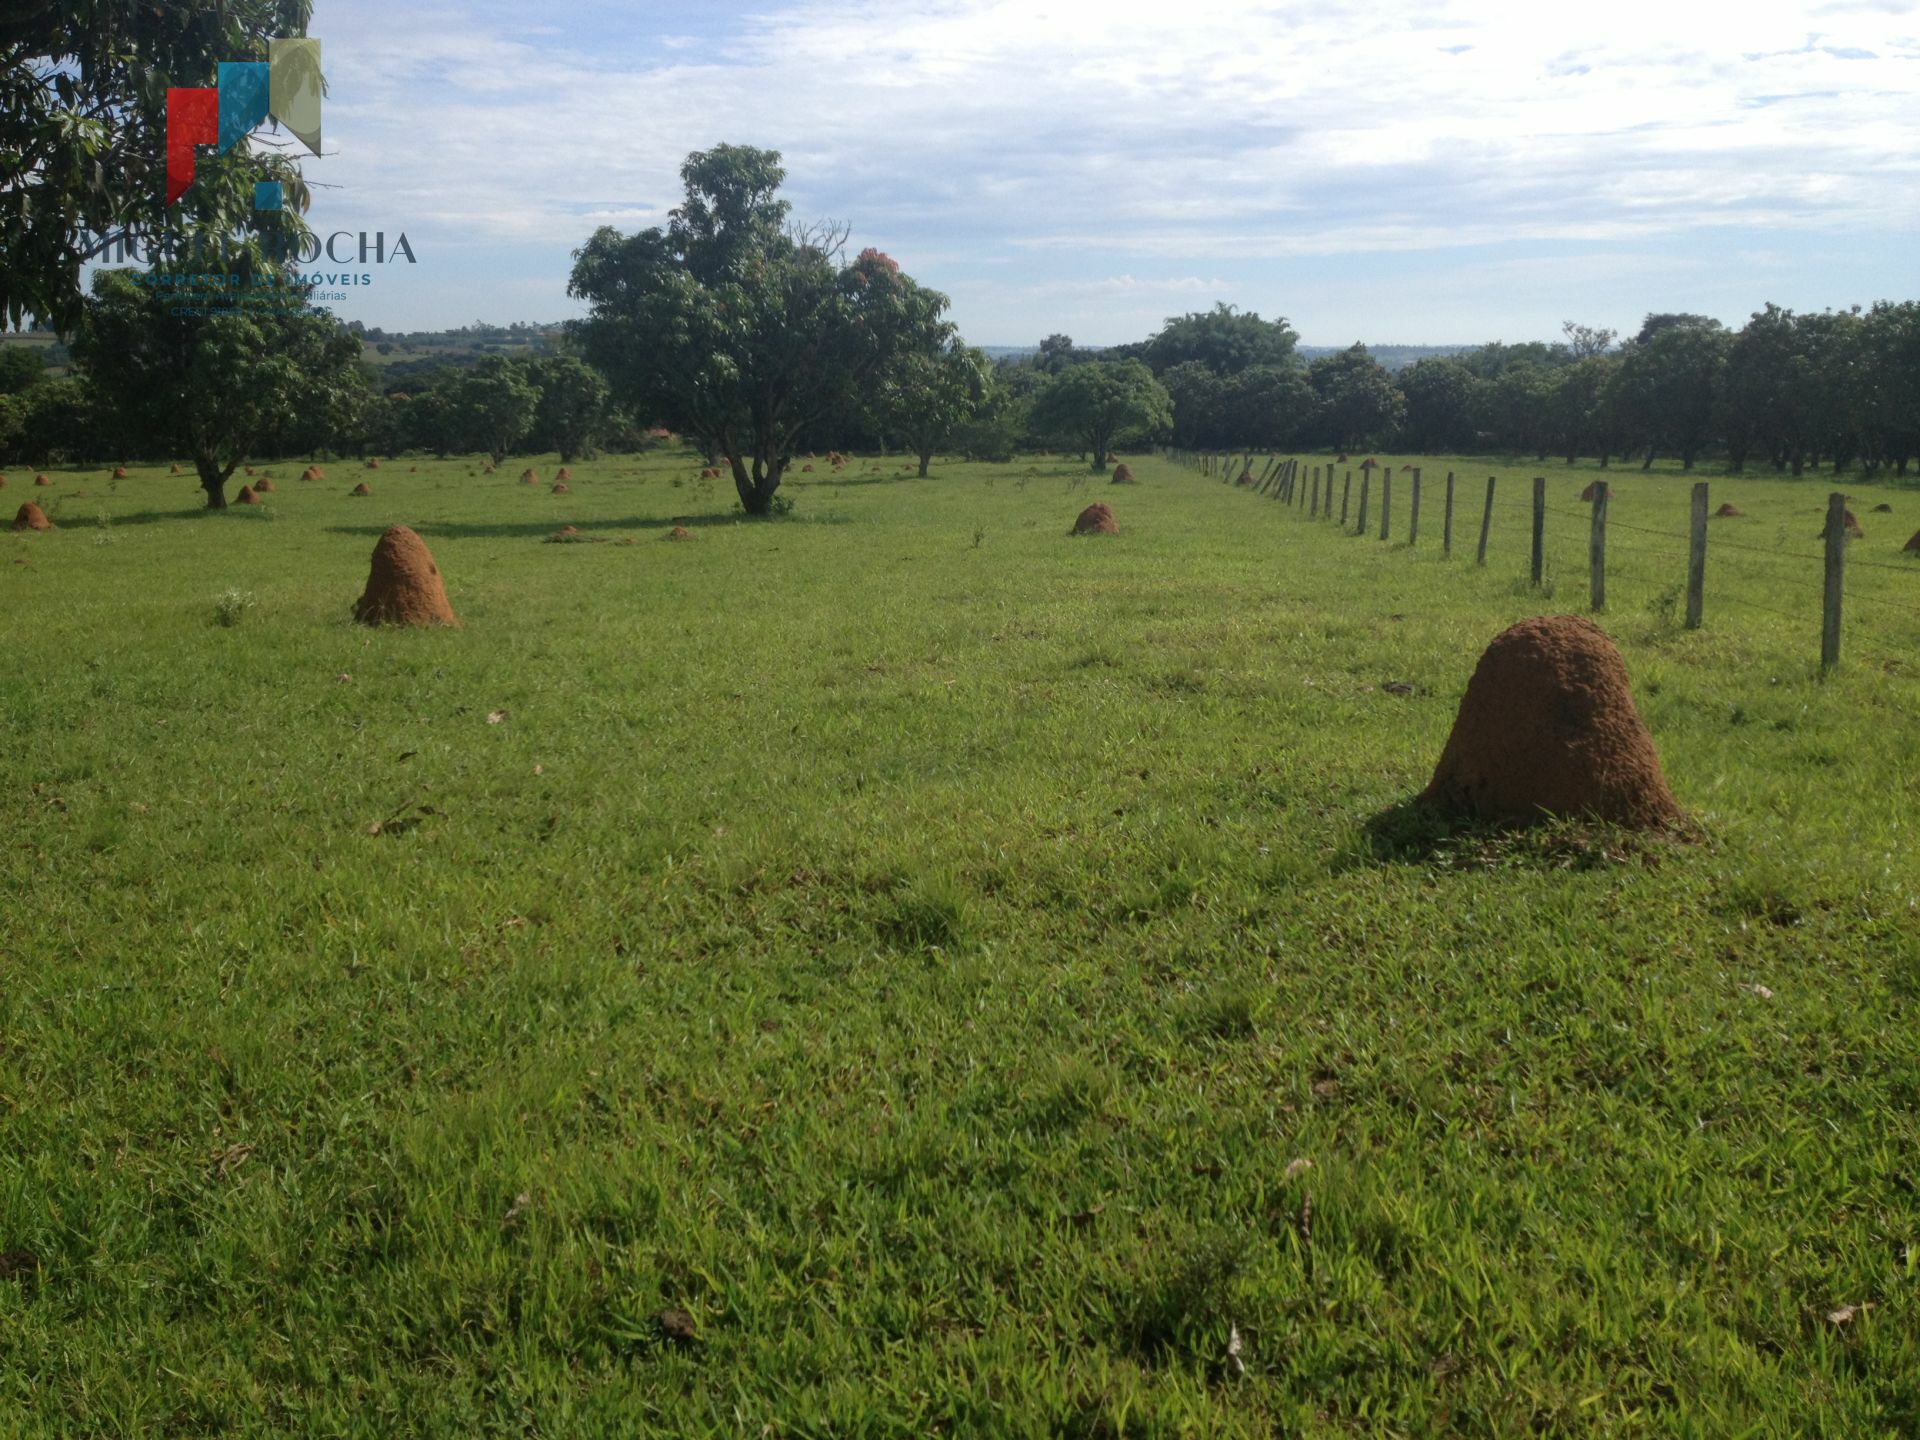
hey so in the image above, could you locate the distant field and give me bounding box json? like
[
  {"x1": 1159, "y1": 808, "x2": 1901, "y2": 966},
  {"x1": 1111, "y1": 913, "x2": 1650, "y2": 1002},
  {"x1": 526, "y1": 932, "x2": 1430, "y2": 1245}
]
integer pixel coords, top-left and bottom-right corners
[{"x1": 3, "y1": 449, "x2": 1918, "y2": 1435}]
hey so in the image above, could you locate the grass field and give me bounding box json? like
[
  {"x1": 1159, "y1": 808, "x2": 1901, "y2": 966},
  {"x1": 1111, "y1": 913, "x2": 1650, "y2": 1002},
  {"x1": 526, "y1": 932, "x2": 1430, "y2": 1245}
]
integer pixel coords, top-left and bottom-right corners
[{"x1": 3, "y1": 448, "x2": 1919, "y2": 1436}]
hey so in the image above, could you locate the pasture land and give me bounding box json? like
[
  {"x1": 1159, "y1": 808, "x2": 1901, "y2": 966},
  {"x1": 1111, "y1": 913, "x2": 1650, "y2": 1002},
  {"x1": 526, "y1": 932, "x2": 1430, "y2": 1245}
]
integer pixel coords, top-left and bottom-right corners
[{"x1": 3, "y1": 449, "x2": 1918, "y2": 1435}]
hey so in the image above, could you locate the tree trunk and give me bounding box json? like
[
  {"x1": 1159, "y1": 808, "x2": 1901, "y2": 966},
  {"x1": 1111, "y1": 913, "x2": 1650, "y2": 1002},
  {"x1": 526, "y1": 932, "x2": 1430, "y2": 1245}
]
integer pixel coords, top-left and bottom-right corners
[
  {"x1": 197, "y1": 457, "x2": 231, "y2": 509},
  {"x1": 1641, "y1": 445, "x2": 1656, "y2": 472},
  {"x1": 729, "y1": 452, "x2": 785, "y2": 516},
  {"x1": 918, "y1": 448, "x2": 932, "y2": 479},
  {"x1": 560, "y1": 444, "x2": 575, "y2": 465}
]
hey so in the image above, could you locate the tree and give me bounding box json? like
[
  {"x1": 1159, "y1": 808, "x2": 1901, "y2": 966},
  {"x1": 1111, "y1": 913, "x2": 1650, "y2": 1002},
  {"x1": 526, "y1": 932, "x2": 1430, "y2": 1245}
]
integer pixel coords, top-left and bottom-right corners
[
  {"x1": 1028, "y1": 359, "x2": 1172, "y2": 470},
  {"x1": 1036, "y1": 334, "x2": 1080, "y2": 374},
  {"x1": 1561, "y1": 321, "x2": 1617, "y2": 360},
  {"x1": 877, "y1": 340, "x2": 989, "y2": 477},
  {"x1": 72, "y1": 267, "x2": 360, "y2": 507},
  {"x1": 1, "y1": 2, "x2": 321, "y2": 331},
  {"x1": 569, "y1": 145, "x2": 953, "y2": 516},
  {"x1": 1611, "y1": 322, "x2": 1728, "y2": 469},
  {"x1": 1142, "y1": 303, "x2": 1299, "y2": 376},
  {"x1": 1214, "y1": 365, "x2": 1314, "y2": 449},
  {"x1": 1397, "y1": 357, "x2": 1479, "y2": 452},
  {"x1": 14, "y1": 375, "x2": 101, "y2": 465},
  {"x1": 1160, "y1": 361, "x2": 1225, "y2": 448},
  {"x1": 526, "y1": 354, "x2": 610, "y2": 464},
  {"x1": 0, "y1": 346, "x2": 45, "y2": 395},
  {"x1": 452, "y1": 357, "x2": 538, "y2": 465},
  {"x1": 1547, "y1": 357, "x2": 1615, "y2": 465},
  {"x1": 1308, "y1": 345, "x2": 1404, "y2": 450}
]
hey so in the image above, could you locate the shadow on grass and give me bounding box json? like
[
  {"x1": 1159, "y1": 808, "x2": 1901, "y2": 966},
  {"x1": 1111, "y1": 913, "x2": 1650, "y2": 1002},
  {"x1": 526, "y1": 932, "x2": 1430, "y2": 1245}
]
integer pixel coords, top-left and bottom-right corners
[
  {"x1": 320, "y1": 512, "x2": 755, "y2": 541},
  {"x1": 1354, "y1": 795, "x2": 1691, "y2": 872}
]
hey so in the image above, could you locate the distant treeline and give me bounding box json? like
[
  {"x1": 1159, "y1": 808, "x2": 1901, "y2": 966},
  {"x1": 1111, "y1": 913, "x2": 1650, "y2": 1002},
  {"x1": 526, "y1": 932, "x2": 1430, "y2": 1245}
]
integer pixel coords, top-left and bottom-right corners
[{"x1": 1014, "y1": 304, "x2": 1920, "y2": 475}]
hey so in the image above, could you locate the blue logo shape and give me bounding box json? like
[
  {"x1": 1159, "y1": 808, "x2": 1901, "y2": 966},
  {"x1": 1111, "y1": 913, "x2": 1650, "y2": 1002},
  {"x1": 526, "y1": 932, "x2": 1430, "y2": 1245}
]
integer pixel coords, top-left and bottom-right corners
[
  {"x1": 253, "y1": 181, "x2": 284, "y2": 211},
  {"x1": 217, "y1": 62, "x2": 271, "y2": 154}
]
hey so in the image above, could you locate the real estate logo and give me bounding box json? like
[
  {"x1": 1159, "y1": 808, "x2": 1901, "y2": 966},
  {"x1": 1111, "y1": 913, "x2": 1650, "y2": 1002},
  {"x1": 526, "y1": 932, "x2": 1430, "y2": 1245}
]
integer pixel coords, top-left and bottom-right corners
[{"x1": 166, "y1": 38, "x2": 322, "y2": 209}]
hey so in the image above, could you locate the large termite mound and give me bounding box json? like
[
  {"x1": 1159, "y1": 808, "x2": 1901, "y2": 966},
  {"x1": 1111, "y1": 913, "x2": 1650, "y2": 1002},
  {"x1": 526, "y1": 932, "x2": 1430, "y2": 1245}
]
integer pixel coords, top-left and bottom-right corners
[
  {"x1": 1071, "y1": 503, "x2": 1119, "y2": 536},
  {"x1": 351, "y1": 481, "x2": 372, "y2": 496},
  {"x1": 1713, "y1": 503, "x2": 1742, "y2": 518},
  {"x1": 1420, "y1": 615, "x2": 1682, "y2": 830},
  {"x1": 1111, "y1": 463, "x2": 1136, "y2": 485},
  {"x1": 235, "y1": 485, "x2": 260, "y2": 505},
  {"x1": 353, "y1": 525, "x2": 458, "y2": 627},
  {"x1": 1904, "y1": 530, "x2": 1920, "y2": 554},
  {"x1": 12, "y1": 502, "x2": 53, "y2": 532},
  {"x1": 302, "y1": 465, "x2": 325, "y2": 482}
]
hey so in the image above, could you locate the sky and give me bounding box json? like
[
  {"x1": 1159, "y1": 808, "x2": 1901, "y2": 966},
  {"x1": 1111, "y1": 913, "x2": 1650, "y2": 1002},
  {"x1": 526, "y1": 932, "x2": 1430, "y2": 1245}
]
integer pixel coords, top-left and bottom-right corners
[{"x1": 295, "y1": 0, "x2": 1920, "y2": 347}]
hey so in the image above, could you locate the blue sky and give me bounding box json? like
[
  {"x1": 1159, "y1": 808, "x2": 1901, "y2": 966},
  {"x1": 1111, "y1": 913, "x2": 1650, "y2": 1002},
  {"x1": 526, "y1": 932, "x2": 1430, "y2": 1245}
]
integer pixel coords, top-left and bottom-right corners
[{"x1": 298, "y1": 0, "x2": 1920, "y2": 346}]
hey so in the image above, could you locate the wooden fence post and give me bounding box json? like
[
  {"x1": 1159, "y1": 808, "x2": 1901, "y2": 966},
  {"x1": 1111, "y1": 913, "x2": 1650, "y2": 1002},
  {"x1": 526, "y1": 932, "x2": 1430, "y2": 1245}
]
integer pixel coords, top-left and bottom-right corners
[
  {"x1": 1822, "y1": 491, "x2": 1846, "y2": 672},
  {"x1": 1686, "y1": 483, "x2": 1708, "y2": 629},
  {"x1": 1477, "y1": 476, "x2": 1495, "y2": 566},
  {"x1": 1443, "y1": 471, "x2": 1455, "y2": 557},
  {"x1": 1341, "y1": 472, "x2": 1351, "y2": 527},
  {"x1": 1379, "y1": 467, "x2": 1392, "y2": 540},
  {"x1": 1310, "y1": 467, "x2": 1320, "y2": 518},
  {"x1": 1410, "y1": 467, "x2": 1422, "y2": 546},
  {"x1": 1589, "y1": 480, "x2": 1608, "y2": 610},
  {"x1": 1357, "y1": 469, "x2": 1371, "y2": 536},
  {"x1": 1530, "y1": 476, "x2": 1546, "y2": 587}
]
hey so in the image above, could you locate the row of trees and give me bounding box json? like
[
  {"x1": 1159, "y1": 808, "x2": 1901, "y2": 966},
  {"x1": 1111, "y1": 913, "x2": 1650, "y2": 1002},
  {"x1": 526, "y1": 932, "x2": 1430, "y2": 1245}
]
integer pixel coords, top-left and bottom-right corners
[{"x1": 1139, "y1": 305, "x2": 1920, "y2": 476}]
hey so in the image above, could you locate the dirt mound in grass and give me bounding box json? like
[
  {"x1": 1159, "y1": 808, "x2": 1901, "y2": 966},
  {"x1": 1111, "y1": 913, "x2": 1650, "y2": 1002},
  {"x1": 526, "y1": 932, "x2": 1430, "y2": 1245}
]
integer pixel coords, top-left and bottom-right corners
[
  {"x1": 235, "y1": 485, "x2": 260, "y2": 504},
  {"x1": 1420, "y1": 615, "x2": 1682, "y2": 830},
  {"x1": 1822, "y1": 510, "x2": 1865, "y2": 540},
  {"x1": 1111, "y1": 463, "x2": 1136, "y2": 485},
  {"x1": 1336, "y1": 453, "x2": 1349, "y2": 463},
  {"x1": 1360, "y1": 457, "x2": 1377, "y2": 470},
  {"x1": 1904, "y1": 530, "x2": 1920, "y2": 554},
  {"x1": 481, "y1": 462, "x2": 495, "y2": 475},
  {"x1": 551, "y1": 482, "x2": 569, "y2": 494},
  {"x1": 365, "y1": 457, "x2": 381, "y2": 470},
  {"x1": 556, "y1": 467, "x2": 572, "y2": 482},
  {"x1": 353, "y1": 525, "x2": 457, "y2": 627},
  {"x1": 1713, "y1": 503, "x2": 1742, "y2": 518},
  {"x1": 546, "y1": 525, "x2": 603, "y2": 544},
  {"x1": 302, "y1": 465, "x2": 325, "y2": 482},
  {"x1": 521, "y1": 468, "x2": 539, "y2": 485},
  {"x1": 253, "y1": 477, "x2": 274, "y2": 492},
  {"x1": 667, "y1": 525, "x2": 693, "y2": 541},
  {"x1": 1872, "y1": 502, "x2": 1893, "y2": 513},
  {"x1": 1579, "y1": 481, "x2": 1599, "y2": 501},
  {"x1": 1236, "y1": 469, "x2": 1255, "y2": 487},
  {"x1": 0, "y1": 474, "x2": 6, "y2": 488},
  {"x1": 112, "y1": 466, "x2": 129, "y2": 478},
  {"x1": 35, "y1": 474, "x2": 51, "y2": 486},
  {"x1": 1071, "y1": 502, "x2": 1118, "y2": 536},
  {"x1": 244, "y1": 466, "x2": 254, "y2": 477},
  {"x1": 12, "y1": 502, "x2": 53, "y2": 531},
  {"x1": 802, "y1": 464, "x2": 814, "y2": 473},
  {"x1": 351, "y1": 481, "x2": 372, "y2": 496},
  {"x1": 170, "y1": 463, "x2": 181, "y2": 474}
]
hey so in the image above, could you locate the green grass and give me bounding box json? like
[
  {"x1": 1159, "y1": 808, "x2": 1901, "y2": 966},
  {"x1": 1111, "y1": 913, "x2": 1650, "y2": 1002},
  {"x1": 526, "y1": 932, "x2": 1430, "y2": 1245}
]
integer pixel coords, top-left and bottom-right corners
[{"x1": 3, "y1": 447, "x2": 1919, "y2": 1436}]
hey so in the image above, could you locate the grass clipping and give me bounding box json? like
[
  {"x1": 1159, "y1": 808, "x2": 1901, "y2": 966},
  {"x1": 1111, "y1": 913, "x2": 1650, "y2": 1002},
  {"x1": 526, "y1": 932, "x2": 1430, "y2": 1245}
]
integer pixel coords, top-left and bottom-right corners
[{"x1": 354, "y1": 525, "x2": 458, "y2": 628}]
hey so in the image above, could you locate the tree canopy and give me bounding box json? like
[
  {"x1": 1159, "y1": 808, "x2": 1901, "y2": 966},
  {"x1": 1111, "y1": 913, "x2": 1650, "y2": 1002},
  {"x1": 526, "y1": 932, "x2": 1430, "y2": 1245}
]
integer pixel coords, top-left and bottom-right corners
[
  {"x1": 1029, "y1": 359, "x2": 1172, "y2": 469},
  {"x1": 568, "y1": 144, "x2": 954, "y2": 515},
  {"x1": 72, "y1": 265, "x2": 360, "y2": 506},
  {"x1": 1142, "y1": 303, "x2": 1300, "y2": 376},
  {"x1": 1, "y1": 1, "x2": 320, "y2": 331}
]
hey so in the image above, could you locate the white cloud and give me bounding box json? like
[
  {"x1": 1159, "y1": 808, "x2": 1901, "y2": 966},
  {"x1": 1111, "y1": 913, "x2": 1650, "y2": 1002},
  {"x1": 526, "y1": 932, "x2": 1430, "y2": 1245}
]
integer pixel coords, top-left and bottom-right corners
[{"x1": 305, "y1": 0, "x2": 1920, "y2": 337}]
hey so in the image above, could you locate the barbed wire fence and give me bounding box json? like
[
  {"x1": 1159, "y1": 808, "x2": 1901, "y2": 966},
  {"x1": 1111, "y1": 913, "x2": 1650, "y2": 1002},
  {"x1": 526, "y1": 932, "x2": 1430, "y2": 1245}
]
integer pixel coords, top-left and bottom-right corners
[{"x1": 1164, "y1": 448, "x2": 1920, "y2": 673}]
